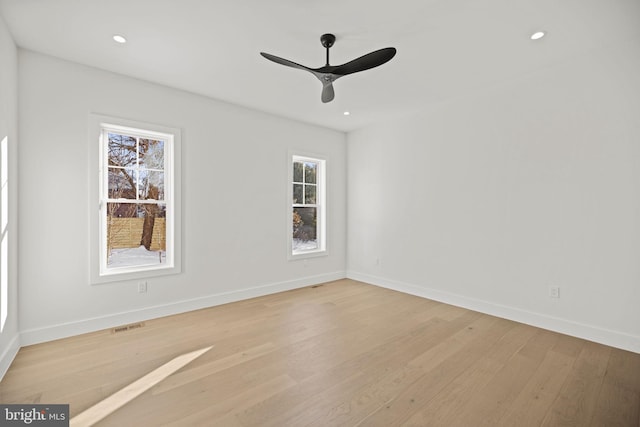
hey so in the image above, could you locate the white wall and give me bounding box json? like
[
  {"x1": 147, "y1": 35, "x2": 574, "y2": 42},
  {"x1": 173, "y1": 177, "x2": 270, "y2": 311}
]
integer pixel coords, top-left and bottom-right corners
[
  {"x1": 347, "y1": 39, "x2": 640, "y2": 353},
  {"x1": 0, "y1": 14, "x2": 19, "y2": 376},
  {"x1": 11, "y1": 28, "x2": 640, "y2": 355},
  {"x1": 18, "y1": 50, "x2": 346, "y2": 344}
]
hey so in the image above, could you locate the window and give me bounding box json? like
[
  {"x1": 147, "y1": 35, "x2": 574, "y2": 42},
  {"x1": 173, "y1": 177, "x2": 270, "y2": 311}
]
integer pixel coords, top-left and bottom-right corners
[
  {"x1": 89, "y1": 116, "x2": 181, "y2": 283},
  {"x1": 289, "y1": 154, "x2": 326, "y2": 258},
  {"x1": 1, "y1": 136, "x2": 8, "y2": 331}
]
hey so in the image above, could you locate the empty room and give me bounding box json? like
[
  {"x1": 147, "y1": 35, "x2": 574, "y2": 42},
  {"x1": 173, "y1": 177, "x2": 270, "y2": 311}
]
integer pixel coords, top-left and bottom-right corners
[{"x1": 0, "y1": 0, "x2": 639, "y2": 426}]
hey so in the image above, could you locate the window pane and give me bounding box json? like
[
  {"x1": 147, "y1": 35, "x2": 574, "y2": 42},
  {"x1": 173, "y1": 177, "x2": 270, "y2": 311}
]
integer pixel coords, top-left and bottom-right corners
[
  {"x1": 293, "y1": 161, "x2": 303, "y2": 182},
  {"x1": 106, "y1": 202, "x2": 166, "y2": 269},
  {"x1": 107, "y1": 202, "x2": 137, "y2": 219},
  {"x1": 292, "y1": 207, "x2": 317, "y2": 251},
  {"x1": 108, "y1": 133, "x2": 137, "y2": 167},
  {"x1": 139, "y1": 138, "x2": 165, "y2": 170},
  {"x1": 108, "y1": 168, "x2": 136, "y2": 199},
  {"x1": 293, "y1": 184, "x2": 303, "y2": 204},
  {"x1": 139, "y1": 170, "x2": 165, "y2": 200},
  {"x1": 304, "y1": 184, "x2": 316, "y2": 204},
  {"x1": 304, "y1": 162, "x2": 317, "y2": 184}
]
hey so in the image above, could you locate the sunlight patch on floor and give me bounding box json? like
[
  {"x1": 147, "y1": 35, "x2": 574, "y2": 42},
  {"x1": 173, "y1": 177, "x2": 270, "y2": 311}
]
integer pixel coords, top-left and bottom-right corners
[{"x1": 70, "y1": 346, "x2": 213, "y2": 426}]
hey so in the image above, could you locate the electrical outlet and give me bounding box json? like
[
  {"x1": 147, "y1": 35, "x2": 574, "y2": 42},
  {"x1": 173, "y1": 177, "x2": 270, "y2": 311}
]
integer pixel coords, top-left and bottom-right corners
[
  {"x1": 138, "y1": 281, "x2": 148, "y2": 293},
  {"x1": 549, "y1": 286, "x2": 559, "y2": 298}
]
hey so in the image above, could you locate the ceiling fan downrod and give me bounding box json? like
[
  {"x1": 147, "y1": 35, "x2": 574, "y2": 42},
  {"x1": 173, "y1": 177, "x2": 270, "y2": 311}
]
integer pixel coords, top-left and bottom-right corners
[{"x1": 320, "y1": 33, "x2": 336, "y2": 66}]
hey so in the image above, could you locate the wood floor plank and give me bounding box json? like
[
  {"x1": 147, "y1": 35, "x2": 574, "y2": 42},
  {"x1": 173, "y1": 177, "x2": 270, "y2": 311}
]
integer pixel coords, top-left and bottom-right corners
[
  {"x1": 150, "y1": 342, "x2": 277, "y2": 395},
  {"x1": 236, "y1": 313, "x2": 477, "y2": 427},
  {"x1": 588, "y1": 382, "x2": 640, "y2": 427},
  {"x1": 541, "y1": 341, "x2": 612, "y2": 426},
  {"x1": 280, "y1": 315, "x2": 499, "y2": 427},
  {"x1": 70, "y1": 346, "x2": 212, "y2": 426},
  {"x1": 498, "y1": 349, "x2": 575, "y2": 427},
  {"x1": 104, "y1": 374, "x2": 297, "y2": 426},
  {"x1": 448, "y1": 329, "x2": 561, "y2": 426},
  {"x1": 402, "y1": 322, "x2": 539, "y2": 427},
  {"x1": 1, "y1": 279, "x2": 638, "y2": 427},
  {"x1": 356, "y1": 317, "x2": 518, "y2": 426},
  {"x1": 602, "y1": 348, "x2": 640, "y2": 393}
]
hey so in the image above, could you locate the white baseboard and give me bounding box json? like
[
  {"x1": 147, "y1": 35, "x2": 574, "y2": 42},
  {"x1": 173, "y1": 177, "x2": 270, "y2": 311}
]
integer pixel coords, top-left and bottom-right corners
[
  {"x1": 20, "y1": 271, "x2": 346, "y2": 346},
  {"x1": 347, "y1": 271, "x2": 640, "y2": 354},
  {"x1": 0, "y1": 333, "x2": 20, "y2": 380}
]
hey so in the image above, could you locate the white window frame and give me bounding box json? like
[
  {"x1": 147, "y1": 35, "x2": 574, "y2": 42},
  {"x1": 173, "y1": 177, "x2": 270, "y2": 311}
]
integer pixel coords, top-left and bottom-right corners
[
  {"x1": 89, "y1": 115, "x2": 181, "y2": 284},
  {"x1": 288, "y1": 153, "x2": 326, "y2": 260},
  {"x1": 1, "y1": 136, "x2": 8, "y2": 331}
]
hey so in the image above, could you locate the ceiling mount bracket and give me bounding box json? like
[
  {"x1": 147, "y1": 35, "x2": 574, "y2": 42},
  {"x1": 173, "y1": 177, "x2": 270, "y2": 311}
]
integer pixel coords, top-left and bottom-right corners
[{"x1": 320, "y1": 33, "x2": 336, "y2": 49}]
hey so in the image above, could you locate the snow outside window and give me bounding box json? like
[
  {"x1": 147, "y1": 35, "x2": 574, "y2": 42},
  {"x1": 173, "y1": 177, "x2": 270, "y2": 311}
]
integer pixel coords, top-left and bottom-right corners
[
  {"x1": 290, "y1": 154, "x2": 326, "y2": 259},
  {"x1": 89, "y1": 116, "x2": 181, "y2": 284}
]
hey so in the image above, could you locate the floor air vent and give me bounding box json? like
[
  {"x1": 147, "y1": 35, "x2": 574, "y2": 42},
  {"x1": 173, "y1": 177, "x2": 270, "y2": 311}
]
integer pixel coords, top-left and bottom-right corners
[{"x1": 112, "y1": 322, "x2": 145, "y2": 334}]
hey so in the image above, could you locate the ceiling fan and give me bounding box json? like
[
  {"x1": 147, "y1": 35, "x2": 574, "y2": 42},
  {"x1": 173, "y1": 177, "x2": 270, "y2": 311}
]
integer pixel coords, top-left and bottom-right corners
[{"x1": 260, "y1": 33, "x2": 396, "y2": 103}]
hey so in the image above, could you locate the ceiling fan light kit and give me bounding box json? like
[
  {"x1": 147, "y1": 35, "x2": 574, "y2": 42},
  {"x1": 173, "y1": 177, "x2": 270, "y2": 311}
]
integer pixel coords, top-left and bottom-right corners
[{"x1": 260, "y1": 33, "x2": 396, "y2": 103}]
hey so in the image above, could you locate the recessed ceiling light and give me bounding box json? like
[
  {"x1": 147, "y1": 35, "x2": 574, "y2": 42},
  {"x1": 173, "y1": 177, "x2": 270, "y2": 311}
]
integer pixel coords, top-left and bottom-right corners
[
  {"x1": 343, "y1": 111, "x2": 350, "y2": 116},
  {"x1": 530, "y1": 31, "x2": 545, "y2": 40},
  {"x1": 113, "y1": 35, "x2": 127, "y2": 44}
]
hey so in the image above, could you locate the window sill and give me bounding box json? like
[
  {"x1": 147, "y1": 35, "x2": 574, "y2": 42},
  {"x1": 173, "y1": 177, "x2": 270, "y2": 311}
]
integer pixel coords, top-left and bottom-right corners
[
  {"x1": 289, "y1": 249, "x2": 328, "y2": 261},
  {"x1": 91, "y1": 264, "x2": 180, "y2": 285}
]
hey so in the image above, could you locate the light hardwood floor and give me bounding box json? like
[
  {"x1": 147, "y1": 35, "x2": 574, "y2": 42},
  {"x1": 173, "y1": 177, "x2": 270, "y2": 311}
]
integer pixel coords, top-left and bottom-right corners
[{"x1": 1, "y1": 279, "x2": 639, "y2": 426}]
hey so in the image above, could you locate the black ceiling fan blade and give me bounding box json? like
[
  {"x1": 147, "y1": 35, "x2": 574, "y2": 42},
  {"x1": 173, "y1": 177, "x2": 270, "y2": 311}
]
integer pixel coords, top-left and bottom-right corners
[
  {"x1": 260, "y1": 52, "x2": 312, "y2": 72},
  {"x1": 261, "y1": 34, "x2": 395, "y2": 103},
  {"x1": 332, "y1": 47, "x2": 397, "y2": 76},
  {"x1": 321, "y1": 82, "x2": 335, "y2": 103}
]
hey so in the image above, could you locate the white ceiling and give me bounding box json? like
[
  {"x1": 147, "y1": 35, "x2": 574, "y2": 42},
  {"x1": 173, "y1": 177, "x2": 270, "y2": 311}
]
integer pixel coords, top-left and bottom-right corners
[{"x1": 1, "y1": 0, "x2": 639, "y2": 132}]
